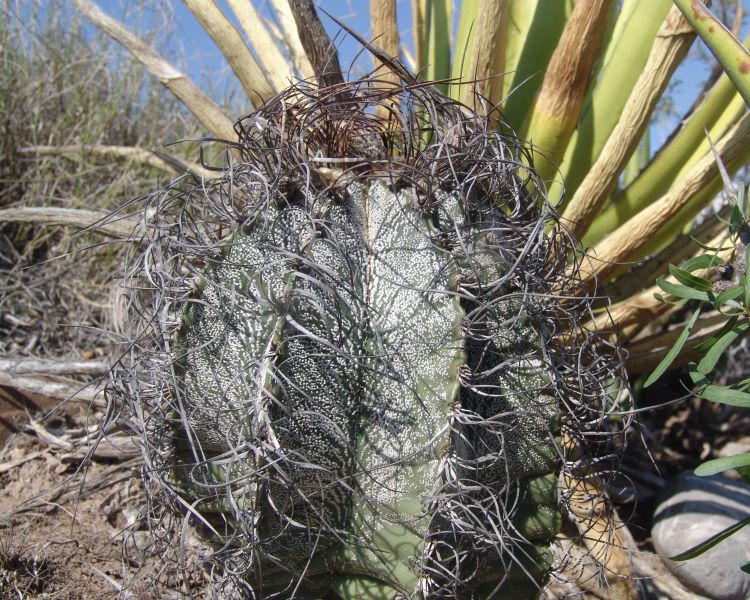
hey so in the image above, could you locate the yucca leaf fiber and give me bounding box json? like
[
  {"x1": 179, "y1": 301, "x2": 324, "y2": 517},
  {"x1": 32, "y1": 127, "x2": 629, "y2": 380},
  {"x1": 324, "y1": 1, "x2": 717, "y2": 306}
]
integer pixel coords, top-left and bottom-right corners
[{"x1": 117, "y1": 75, "x2": 623, "y2": 599}]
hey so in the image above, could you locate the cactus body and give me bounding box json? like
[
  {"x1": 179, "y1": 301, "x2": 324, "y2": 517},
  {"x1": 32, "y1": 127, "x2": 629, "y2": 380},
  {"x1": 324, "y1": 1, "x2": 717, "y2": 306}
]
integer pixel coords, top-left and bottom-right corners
[
  {"x1": 174, "y1": 177, "x2": 561, "y2": 597},
  {"x1": 123, "y1": 80, "x2": 618, "y2": 599}
]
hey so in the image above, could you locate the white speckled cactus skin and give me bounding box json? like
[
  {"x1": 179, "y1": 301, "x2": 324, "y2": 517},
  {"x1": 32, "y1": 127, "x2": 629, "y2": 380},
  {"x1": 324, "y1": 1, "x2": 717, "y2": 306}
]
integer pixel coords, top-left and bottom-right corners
[
  {"x1": 119, "y1": 80, "x2": 622, "y2": 599},
  {"x1": 174, "y1": 178, "x2": 561, "y2": 597}
]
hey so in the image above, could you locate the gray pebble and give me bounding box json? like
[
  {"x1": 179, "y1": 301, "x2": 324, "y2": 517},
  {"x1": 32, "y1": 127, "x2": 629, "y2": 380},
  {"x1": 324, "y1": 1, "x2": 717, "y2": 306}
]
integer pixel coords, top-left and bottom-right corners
[{"x1": 652, "y1": 471, "x2": 750, "y2": 600}]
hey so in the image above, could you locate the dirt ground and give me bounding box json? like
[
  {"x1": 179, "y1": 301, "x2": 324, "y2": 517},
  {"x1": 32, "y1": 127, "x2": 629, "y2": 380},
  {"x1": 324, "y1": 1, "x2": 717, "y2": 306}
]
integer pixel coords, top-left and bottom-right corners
[
  {"x1": 0, "y1": 391, "x2": 210, "y2": 599},
  {"x1": 3, "y1": 377, "x2": 749, "y2": 600}
]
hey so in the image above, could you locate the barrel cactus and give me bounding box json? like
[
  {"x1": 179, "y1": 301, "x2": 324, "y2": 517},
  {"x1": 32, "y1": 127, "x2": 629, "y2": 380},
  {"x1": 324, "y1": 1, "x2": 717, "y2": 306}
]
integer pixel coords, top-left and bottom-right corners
[{"x1": 117, "y1": 74, "x2": 622, "y2": 599}]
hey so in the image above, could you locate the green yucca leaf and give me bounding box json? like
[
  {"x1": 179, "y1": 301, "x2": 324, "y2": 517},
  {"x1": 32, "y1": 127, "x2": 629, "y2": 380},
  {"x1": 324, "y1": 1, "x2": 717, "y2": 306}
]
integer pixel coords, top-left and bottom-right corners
[
  {"x1": 450, "y1": 0, "x2": 478, "y2": 101},
  {"x1": 641, "y1": 149, "x2": 750, "y2": 259},
  {"x1": 585, "y1": 47, "x2": 748, "y2": 247},
  {"x1": 449, "y1": 0, "x2": 509, "y2": 109},
  {"x1": 522, "y1": 0, "x2": 612, "y2": 183},
  {"x1": 582, "y1": 113, "x2": 750, "y2": 285},
  {"x1": 557, "y1": 0, "x2": 672, "y2": 197},
  {"x1": 561, "y1": 6, "x2": 695, "y2": 236},
  {"x1": 500, "y1": 0, "x2": 570, "y2": 131},
  {"x1": 673, "y1": 0, "x2": 750, "y2": 106},
  {"x1": 424, "y1": 0, "x2": 451, "y2": 93}
]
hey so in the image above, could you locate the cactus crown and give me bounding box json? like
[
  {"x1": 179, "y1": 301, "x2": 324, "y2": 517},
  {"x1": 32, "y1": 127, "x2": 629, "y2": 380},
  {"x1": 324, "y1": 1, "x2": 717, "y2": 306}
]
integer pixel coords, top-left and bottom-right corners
[{"x1": 112, "y1": 74, "x2": 626, "y2": 599}]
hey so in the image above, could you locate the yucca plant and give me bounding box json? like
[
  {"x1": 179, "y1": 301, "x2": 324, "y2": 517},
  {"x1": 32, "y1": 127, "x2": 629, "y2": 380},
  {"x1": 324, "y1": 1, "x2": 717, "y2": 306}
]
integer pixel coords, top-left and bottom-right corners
[{"x1": 45, "y1": 0, "x2": 750, "y2": 597}]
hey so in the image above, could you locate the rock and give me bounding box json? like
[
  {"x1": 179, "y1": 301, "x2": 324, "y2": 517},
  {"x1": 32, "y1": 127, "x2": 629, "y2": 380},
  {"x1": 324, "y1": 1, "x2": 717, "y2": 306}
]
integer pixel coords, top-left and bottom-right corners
[{"x1": 652, "y1": 471, "x2": 750, "y2": 600}]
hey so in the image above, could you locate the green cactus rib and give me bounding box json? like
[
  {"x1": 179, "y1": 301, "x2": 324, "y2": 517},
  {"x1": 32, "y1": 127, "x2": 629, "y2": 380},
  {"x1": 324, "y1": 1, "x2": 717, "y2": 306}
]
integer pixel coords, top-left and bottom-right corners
[{"x1": 171, "y1": 171, "x2": 564, "y2": 597}]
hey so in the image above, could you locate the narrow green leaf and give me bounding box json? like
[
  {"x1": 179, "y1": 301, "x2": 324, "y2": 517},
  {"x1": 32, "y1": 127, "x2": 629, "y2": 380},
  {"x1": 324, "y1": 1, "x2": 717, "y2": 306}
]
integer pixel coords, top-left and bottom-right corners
[
  {"x1": 644, "y1": 308, "x2": 701, "y2": 387},
  {"x1": 668, "y1": 515, "x2": 750, "y2": 561},
  {"x1": 741, "y1": 562, "x2": 750, "y2": 575},
  {"x1": 691, "y1": 236, "x2": 733, "y2": 252},
  {"x1": 698, "y1": 385, "x2": 750, "y2": 407},
  {"x1": 688, "y1": 362, "x2": 710, "y2": 386},
  {"x1": 680, "y1": 253, "x2": 723, "y2": 272},
  {"x1": 730, "y1": 204, "x2": 743, "y2": 229},
  {"x1": 714, "y1": 286, "x2": 744, "y2": 309},
  {"x1": 693, "y1": 316, "x2": 738, "y2": 354},
  {"x1": 695, "y1": 453, "x2": 750, "y2": 476},
  {"x1": 697, "y1": 319, "x2": 748, "y2": 374},
  {"x1": 449, "y1": 0, "x2": 478, "y2": 101},
  {"x1": 653, "y1": 292, "x2": 688, "y2": 306},
  {"x1": 668, "y1": 264, "x2": 713, "y2": 291},
  {"x1": 744, "y1": 244, "x2": 750, "y2": 307},
  {"x1": 656, "y1": 278, "x2": 711, "y2": 302}
]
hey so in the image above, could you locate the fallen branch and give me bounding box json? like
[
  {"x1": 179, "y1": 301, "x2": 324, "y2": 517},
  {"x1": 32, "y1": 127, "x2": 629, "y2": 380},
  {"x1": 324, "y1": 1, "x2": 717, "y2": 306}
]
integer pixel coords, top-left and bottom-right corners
[
  {"x1": 0, "y1": 370, "x2": 105, "y2": 407},
  {"x1": 61, "y1": 434, "x2": 140, "y2": 462},
  {"x1": 0, "y1": 356, "x2": 110, "y2": 377},
  {"x1": 18, "y1": 145, "x2": 215, "y2": 179},
  {"x1": 0, "y1": 207, "x2": 142, "y2": 239},
  {"x1": 0, "y1": 451, "x2": 43, "y2": 475}
]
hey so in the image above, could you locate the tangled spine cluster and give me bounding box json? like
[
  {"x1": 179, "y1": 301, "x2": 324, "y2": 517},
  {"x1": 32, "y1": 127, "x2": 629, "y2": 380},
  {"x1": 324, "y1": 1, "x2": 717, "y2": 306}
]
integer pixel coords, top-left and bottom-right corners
[{"x1": 111, "y1": 75, "x2": 626, "y2": 599}]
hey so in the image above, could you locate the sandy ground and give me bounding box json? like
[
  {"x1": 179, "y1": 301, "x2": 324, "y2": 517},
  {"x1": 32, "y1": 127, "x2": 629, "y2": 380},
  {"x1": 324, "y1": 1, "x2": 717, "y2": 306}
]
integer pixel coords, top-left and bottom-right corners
[{"x1": 0, "y1": 389, "x2": 210, "y2": 599}]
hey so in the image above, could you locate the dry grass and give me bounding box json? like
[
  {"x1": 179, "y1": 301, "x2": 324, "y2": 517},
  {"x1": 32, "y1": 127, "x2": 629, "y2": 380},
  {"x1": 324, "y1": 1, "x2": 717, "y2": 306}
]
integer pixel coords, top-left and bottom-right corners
[
  {"x1": 0, "y1": 5, "x2": 221, "y2": 596},
  {"x1": 0, "y1": 0, "x2": 206, "y2": 360}
]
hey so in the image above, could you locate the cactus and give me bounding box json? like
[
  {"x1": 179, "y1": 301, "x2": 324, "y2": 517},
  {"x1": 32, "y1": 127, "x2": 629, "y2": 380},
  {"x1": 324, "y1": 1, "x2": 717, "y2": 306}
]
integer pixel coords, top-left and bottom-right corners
[{"x1": 119, "y1": 78, "x2": 622, "y2": 599}]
